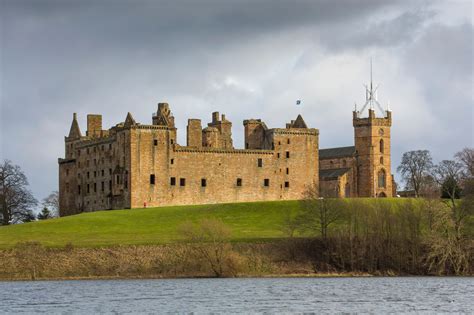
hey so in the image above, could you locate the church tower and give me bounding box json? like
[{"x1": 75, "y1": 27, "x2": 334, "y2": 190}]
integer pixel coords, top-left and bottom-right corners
[{"x1": 353, "y1": 61, "x2": 393, "y2": 197}]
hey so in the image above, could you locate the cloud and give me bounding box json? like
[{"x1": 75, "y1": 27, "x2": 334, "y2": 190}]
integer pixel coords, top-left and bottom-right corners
[{"x1": 0, "y1": 0, "x2": 472, "y2": 201}]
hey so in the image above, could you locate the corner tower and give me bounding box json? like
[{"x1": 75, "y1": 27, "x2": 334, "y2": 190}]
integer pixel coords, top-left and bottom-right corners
[{"x1": 353, "y1": 61, "x2": 393, "y2": 197}]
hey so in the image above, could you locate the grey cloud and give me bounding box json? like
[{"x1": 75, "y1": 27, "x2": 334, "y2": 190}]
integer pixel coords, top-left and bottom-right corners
[{"x1": 0, "y1": 0, "x2": 471, "y2": 202}]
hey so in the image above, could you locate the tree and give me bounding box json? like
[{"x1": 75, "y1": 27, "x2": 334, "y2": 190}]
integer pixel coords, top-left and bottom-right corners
[
  {"x1": 432, "y1": 160, "x2": 466, "y2": 239},
  {"x1": 298, "y1": 184, "x2": 344, "y2": 240},
  {"x1": 397, "y1": 150, "x2": 434, "y2": 197},
  {"x1": 455, "y1": 147, "x2": 474, "y2": 178},
  {"x1": 42, "y1": 191, "x2": 59, "y2": 218},
  {"x1": 0, "y1": 160, "x2": 38, "y2": 225},
  {"x1": 37, "y1": 207, "x2": 53, "y2": 220},
  {"x1": 441, "y1": 177, "x2": 462, "y2": 199},
  {"x1": 178, "y1": 218, "x2": 237, "y2": 277},
  {"x1": 433, "y1": 160, "x2": 463, "y2": 204}
]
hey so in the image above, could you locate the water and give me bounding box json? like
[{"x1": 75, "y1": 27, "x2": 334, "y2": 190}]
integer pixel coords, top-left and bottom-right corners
[{"x1": 1, "y1": 277, "x2": 473, "y2": 314}]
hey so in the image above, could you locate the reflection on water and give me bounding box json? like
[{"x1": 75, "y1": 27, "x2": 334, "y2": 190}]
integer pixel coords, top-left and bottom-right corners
[{"x1": 1, "y1": 277, "x2": 473, "y2": 313}]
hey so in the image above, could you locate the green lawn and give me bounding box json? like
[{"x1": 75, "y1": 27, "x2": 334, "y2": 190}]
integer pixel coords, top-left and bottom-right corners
[
  {"x1": 0, "y1": 201, "x2": 303, "y2": 248},
  {"x1": 0, "y1": 198, "x2": 466, "y2": 248}
]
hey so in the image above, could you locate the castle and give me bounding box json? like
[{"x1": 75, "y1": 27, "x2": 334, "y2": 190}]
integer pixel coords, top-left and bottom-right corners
[{"x1": 58, "y1": 88, "x2": 394, "y2": 216}]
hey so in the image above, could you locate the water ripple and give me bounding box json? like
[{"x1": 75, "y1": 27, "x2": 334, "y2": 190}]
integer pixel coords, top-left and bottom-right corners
[{"x1": 0, "y1": 277, "x2": 473, "y2": 314}]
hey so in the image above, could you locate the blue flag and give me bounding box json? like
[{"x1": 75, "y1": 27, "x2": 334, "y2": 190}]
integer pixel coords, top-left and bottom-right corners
[{"x1": 296, "y1": 100, "x2": 301, "y2": 105}]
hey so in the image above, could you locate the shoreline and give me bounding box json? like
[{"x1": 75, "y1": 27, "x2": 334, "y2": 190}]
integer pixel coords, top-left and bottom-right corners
[{"x1": 8, "y1": 272, "x2": 462, "y2": 282}]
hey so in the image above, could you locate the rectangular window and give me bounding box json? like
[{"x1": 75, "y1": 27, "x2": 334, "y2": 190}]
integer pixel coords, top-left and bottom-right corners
[
  {"x1": 94, "y1": 171, "x2": 97, "y2": 177},
  {"x1": 180, "y1": 178, "x2": 186, "y2": 186},
  {"x1": 109, "y1": 144, "x2": 112, "y2": 150},
  {"x1": 87, "y1": 184, "x2": 90, "y2": 194},
  {"x1": 236, "y1": 178, "x2": 242, "y2": 187},
  {"x1": 101, "y1": 170, "x2": 104, "y2": 176},
  {"x1": 109, "y1": 180, "x2": 112, "y2": 191},
  {"x1": 101, "y1": 145, "x2": 104, "y2": 151},
  {"x1": 287, "y1": 139, "x2": 290, "y2": 144},
  {"x1": 171, "y1": 159, "x2": 174, "y2": 165},
  {"x1": 109, "y1": 168, "x2": 112, "y2": 175},
  {"x1": 286, "y1": 151, "x2": 290, "y2": 158},
  {"x1": 257, "y1": 158, "x2": 263, "y2": 167},
  {"x1": 264, "y1": 179, "x2": 270, "y2": 187},
  {"x1": 87, "y1": 148, "x2": 90, "y2": 154},
  {"x1": 150, "y1": 174, "x2": 155, "y2": 185},
  {"x1": 170, "y1": 177, "x2": 176, "y2": 186},
  {"x1": 277, "y1": 153, "x2": 280, "y2": 158},
  {"x1": 94, "y1": 183, "x2": 97, "y2": 193},
  {"x1": 286, "y1": 168, "x2": 289, "y2": 175},
  {"x1": 285, "y1": 181, "x2": 290, "y2": 188},
  {"x1": 78, "y1": 185, "x2": 81, "y2": 195},
  {"x1": 201, "y1": 178, "x2": 207, "y2": 187},
  {"x1": 101, "y1": 181, "x2": 104, "y2": 192},
  {"x1": 154, "y1": 139, "x2": 158, "y2": 146},
  {"x1": 87, "y1": 172, "x2": 90, "y2": 179},
  {"x1": 170, "y1": 139, "x2": 174, "y2": 144}
]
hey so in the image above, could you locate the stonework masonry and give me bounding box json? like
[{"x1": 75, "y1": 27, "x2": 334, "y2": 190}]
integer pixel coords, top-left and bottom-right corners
[{"x1": 58, "y1": 102, "x2": 394, "y2": 216}]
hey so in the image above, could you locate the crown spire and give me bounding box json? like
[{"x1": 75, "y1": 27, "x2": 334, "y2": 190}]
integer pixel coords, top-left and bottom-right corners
[{"x1": 356, "y1": 59, "x2": 386, "y2": 117}]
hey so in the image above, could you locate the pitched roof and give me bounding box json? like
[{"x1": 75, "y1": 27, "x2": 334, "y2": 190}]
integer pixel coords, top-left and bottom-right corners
[
  {"x1": 292, "y1": 114, "x2": 308, "y2": 128},
  {"x1": 124, "y1": 112, "x2": 136, "y2": 127},
  {"x1": 68, "y1": 113, "x2": 82, "y2": 139},
  {"x1": 319, "y1": 146, "x2": 356, "y2": 159},
  {"x1": 319, "y1": 168, "x2": 352, "y2": 180}
]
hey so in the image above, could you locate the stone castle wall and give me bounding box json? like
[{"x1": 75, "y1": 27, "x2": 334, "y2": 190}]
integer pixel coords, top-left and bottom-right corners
[{"x1": 58, "y1": 102, "x2": 393, "y2": 216}]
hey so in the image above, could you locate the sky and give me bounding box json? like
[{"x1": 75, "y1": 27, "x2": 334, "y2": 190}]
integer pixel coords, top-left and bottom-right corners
[{"x1": 1, "y1": 0, "x2": 473, "y2": 202}]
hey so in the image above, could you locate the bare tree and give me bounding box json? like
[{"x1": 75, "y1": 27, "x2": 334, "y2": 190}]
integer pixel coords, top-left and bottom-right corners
[
  {"x1": 178, "y1": 218, "x2": 237, "y2": 277},
  {"x1": 299, "y1": 184, "x2": 344, "y2": 240},
  {"x1": 432, "y1": 159, "x2": 468, "y2": 239},
  {"x1": 455, "y1": 147, "x2": 474, "y2": 178},
  {"x1": 0, "y1": 160, "x2": 38, "y2": 225},
  {"x1": 42, "y1": 191, "x2": 59, "y2": 218},
  {"x1": 397, "y1": 150, "x2": 434, "y2": 197},
  {"x1": 433, "y1": 160, "x2": 463, "y2": 204}
]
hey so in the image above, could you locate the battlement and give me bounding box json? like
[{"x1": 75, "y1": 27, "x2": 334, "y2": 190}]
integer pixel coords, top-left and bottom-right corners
[{"x1": 353, "y1": 109, "x2": 392, "y2": 127}]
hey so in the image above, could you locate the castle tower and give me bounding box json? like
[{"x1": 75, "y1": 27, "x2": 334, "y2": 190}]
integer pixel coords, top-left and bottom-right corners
[
  {"x1": 65, "y1": 113, "x2": 82, "y2": 159},
  {"x1": 207, "y1": 111, "x2": 233, "y2": 149},
  {"x1": 353, "y1": 61, "x2": 393, "y2": 197}
]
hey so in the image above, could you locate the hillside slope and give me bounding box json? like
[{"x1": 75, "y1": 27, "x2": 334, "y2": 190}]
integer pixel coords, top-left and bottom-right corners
[
  {"x1": 0, "y1": 198, "x2": 444, "y2": 248},
  {"x1": 0, "y1": 201, "x2": 304, "y2": 248}
]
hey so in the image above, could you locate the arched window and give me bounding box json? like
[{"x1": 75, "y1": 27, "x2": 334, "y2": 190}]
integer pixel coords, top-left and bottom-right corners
[
  {"x1": 378, "y1": 169, "x2": 386, "y2": 188},
  {"x1": 342, "y1": 159, "x2": 347, "y2": 167},
  {"x1": 380, "y1": 139, "x2": 384, "y2": 154},
  {"x1": 380, "y1": 156, "x2": 384, "y2": 164}
]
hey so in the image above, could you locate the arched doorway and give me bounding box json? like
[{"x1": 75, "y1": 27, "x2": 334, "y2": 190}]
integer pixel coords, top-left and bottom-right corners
[{"x1": 378, "y1": 192, "x2": 387, "y2": 198}]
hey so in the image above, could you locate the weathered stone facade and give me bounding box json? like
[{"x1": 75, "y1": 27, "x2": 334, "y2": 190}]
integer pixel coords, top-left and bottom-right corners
[
  {"x1": 58, "y1": 101, "x2": 394, "y2": 216},
  {"x1": 58, "y1": 103, "x2": 320, "y2": 216},
  {"x1": 319, "y1": 109, "x2": 394, "y2": 198}
]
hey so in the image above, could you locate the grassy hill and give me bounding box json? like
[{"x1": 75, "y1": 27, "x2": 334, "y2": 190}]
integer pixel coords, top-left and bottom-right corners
[
  {"x1": 0, "y1": 201, "x2": 304, "y2": 248},
  {"x1": 0, "y1": 198, "x2": 466, "y2": 249}
]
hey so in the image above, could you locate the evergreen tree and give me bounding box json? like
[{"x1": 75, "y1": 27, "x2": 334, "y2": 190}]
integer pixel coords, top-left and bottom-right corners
[{"x1": 37, "y1": 207, "x2": 53, "y2": 220}]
